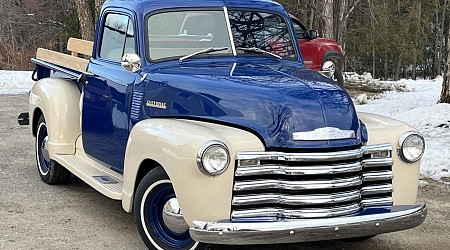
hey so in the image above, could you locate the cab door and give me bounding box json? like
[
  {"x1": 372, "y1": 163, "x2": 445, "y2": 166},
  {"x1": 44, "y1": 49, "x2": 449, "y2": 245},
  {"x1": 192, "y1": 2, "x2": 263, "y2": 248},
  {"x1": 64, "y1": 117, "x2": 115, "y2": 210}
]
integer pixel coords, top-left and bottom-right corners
[{"x1": 82, "y1": 11, "x2": 139, "y2": 173}]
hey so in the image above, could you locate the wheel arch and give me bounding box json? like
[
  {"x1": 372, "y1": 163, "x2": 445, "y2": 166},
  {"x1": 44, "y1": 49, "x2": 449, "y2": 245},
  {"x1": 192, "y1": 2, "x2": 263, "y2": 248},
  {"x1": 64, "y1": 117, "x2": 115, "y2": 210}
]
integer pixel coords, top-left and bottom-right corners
[
  {"x1": 32, "y1": 107, "x2": 43, "y2": 137},
  {"x1": 322, "y1": 50, "x2": 344, "y2": 71},
  {"x1": 121, "y1": 118, "x2": 264, "y2": 226}
]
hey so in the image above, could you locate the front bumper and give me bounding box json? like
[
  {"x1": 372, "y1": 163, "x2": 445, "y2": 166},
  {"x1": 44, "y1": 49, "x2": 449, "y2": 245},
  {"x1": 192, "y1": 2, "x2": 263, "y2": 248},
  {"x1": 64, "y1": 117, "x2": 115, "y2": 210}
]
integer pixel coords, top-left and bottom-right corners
[{"x1": 189, "y1": 204, "x2": 426, "y2": 245}]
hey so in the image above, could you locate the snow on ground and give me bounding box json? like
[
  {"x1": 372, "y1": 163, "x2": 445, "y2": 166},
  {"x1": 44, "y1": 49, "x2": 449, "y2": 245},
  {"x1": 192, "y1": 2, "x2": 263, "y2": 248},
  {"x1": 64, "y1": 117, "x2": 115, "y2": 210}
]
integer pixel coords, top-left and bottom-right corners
[
  {"x1": 355, "y1": 76, "x2": 450, "y2": 181},
  {"x1": 0, "y1": 71, "x2": 449, "y2": 181},
  {"x1": 0, "y1": 70, "x2": 34, "y2": 94}
]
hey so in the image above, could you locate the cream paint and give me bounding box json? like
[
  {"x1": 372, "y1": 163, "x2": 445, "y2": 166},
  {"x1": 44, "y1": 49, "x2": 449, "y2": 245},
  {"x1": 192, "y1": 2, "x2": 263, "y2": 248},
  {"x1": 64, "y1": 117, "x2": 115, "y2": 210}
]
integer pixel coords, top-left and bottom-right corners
[
  {"x1": 358, "y1": 112, "x2": 421, "y2": 205},
  {"x1": 29, "y1": 78, "x2": 81, "y2": 157},
  {"x1": 122, "y1": 119, "x2": 265, "y2": 225}
]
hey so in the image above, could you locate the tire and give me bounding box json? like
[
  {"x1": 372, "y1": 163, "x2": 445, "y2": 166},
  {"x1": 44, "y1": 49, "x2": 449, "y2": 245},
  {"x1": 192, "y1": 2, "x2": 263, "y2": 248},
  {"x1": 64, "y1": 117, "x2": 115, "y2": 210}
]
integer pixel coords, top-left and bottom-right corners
[
  {"x1": 134, "y1": 167, "x2": 206, "y2": 250},
  {"x1": 35, "y1": 115, "x2": 71, "y2": 184},
  {"x1": 333, "y1": 68, "x2": 345, "y2": 87}
]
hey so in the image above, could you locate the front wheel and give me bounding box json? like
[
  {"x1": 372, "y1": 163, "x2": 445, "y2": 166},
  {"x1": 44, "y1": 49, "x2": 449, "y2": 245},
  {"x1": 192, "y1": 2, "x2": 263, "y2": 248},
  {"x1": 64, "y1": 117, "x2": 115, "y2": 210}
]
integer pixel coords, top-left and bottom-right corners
[
  {"x1": 35, "y1": 115, "x2": 71, "y2": 184},
  {"x1": 134, "y1": 167, "x2": 206, "y2": 250}
]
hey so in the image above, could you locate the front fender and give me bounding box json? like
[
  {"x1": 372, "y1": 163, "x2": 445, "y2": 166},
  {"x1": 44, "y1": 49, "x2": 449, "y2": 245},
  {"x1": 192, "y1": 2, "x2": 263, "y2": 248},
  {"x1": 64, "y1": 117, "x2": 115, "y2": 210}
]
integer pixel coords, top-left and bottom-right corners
[
  {"x1": 122, "y1": 119, "x2": 264, "y2": 226},
  {"x1": 358, "y1": 112, "x2": 421, "y2": 205},
  {"x1": 29, "y1": 78, "x2": 81, "y2": 157}
]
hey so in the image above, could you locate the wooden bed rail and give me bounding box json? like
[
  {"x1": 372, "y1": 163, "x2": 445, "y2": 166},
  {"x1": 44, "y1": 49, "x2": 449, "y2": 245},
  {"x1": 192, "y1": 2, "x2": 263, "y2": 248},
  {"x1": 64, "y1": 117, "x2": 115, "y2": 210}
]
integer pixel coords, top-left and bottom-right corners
[{"x1": 35, "y1": 37, "x2": 93, "y2": 73}]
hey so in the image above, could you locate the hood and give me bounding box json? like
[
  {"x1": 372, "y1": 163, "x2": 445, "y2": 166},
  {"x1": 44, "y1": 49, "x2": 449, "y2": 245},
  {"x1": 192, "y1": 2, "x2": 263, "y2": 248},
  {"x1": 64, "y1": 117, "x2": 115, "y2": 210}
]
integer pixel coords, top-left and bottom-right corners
[{"x1": 140, "y1": 59, "x2": 365, "y2": 149}]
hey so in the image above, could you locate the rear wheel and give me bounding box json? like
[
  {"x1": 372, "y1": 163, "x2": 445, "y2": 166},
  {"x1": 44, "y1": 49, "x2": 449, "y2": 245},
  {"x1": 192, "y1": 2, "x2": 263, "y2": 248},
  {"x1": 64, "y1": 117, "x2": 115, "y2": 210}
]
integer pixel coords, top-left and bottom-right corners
[
  {"x1": 134, "y1": 167, "x2": 206, "y2": 250},
  {"x1": 35, "y1": 115, "x2": 71, "y2": 184}
]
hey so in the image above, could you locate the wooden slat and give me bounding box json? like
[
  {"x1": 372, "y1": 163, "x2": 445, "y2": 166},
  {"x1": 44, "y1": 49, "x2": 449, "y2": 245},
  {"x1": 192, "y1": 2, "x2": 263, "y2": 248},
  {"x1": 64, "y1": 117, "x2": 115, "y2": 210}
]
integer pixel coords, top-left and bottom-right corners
[
  {"x1": 67, "y1": 37, "x2": 94, "y2": 57},
  {"x1": 36, "y1": 48, "x2": 89, "y2": 72}
]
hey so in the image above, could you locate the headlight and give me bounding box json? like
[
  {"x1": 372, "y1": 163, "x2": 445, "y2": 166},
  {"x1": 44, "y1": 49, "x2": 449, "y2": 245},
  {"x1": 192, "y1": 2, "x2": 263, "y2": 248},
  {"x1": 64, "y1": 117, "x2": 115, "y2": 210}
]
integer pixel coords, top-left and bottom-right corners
[
  {"x1": 197, "y1": 141, "x2": 230, "y2": 176},
  {"x1": 397, "y1": 131, "x2": 425, "y2": 163}
]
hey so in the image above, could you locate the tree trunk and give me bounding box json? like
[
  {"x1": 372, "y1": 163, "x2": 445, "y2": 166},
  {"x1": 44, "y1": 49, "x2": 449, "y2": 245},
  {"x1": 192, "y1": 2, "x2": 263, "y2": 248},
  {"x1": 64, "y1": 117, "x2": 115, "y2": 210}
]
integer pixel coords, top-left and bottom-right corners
[
  {"x1": 440, "y1": 2, "x2": 450, "y2": 104},
  {"x1": 322, "y1": 0, "x2": 334, "y2": 39},
  {"x1": 434, "y1": 9, "x2": 440, "y2": 77},
  {"x1": 75, "y1": 0, "x2": 95, "y2": 41},
  {"x1": 95, "y1": 0, "x2": 105, "y2": 18}
]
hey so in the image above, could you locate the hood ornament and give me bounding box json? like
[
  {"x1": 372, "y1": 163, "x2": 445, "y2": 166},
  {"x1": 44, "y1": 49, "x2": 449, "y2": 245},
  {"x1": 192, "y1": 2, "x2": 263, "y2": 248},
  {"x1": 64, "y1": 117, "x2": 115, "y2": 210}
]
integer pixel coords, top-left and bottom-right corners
[{"x1": 293, "y1": 127, "x2": 355, "y2": 141}]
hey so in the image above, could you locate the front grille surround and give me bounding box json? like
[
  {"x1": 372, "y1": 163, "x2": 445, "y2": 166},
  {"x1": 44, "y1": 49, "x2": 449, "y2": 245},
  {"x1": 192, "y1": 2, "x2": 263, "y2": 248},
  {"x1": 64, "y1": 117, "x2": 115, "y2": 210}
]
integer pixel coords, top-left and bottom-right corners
[{"x1": 232, "y1": 144, "x2": 393, "y2": 221}]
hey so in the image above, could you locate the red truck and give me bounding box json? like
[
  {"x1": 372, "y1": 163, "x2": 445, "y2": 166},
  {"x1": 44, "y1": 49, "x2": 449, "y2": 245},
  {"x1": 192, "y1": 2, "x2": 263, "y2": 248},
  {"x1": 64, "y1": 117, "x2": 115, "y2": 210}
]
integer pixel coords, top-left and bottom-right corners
[{"x1": 290, "y1": 15, "x2": 345, "y2": 86}]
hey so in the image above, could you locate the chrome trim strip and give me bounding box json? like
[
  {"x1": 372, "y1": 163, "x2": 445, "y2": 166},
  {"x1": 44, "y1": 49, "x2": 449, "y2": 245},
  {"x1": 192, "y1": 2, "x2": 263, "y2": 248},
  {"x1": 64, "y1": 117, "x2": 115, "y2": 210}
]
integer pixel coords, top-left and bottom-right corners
[
  {"x1": 236, "y1": 144, "x2": 392, "y2": 162},
  {"x1": 361, "y1": 197, "x2": 393, "y2": 207},
  {"x1": 231, "y1": 203, "x2": 361, "y2": 219},
  {"x1": 293, "y1": 127, "x2": 355, "y2": 141},
  {"x1": 235, "y1": 162, "x2": 363, "y2": 177},
  {"x1": 362, "y1": 158, "x2": 393, "y2": 168},
  {"x1": 233, "y1": 176, "x2": 362, "y2": 192},
  {"x1": 190, "y1": 205, "x2": 427, "y2": 245},
  {"x1": 223, "y1": 7, "x2": 237, "y2": 56},
  {"x1": 362, "y1": 171, "x2": 393, "y2": 182},
  {"x1": 232, "y1": 190, "x2": 361, "y2": 206},
  {"x1": 361, "y1": 184, "x2": 393, "y2": 196}
]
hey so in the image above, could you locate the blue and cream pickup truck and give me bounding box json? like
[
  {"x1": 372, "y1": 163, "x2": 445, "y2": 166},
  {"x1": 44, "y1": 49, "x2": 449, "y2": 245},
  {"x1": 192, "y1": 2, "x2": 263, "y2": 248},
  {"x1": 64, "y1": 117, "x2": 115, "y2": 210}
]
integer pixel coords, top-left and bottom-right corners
[{"x1": 18, "y1": 0, "x2": 427, "y2": 249}]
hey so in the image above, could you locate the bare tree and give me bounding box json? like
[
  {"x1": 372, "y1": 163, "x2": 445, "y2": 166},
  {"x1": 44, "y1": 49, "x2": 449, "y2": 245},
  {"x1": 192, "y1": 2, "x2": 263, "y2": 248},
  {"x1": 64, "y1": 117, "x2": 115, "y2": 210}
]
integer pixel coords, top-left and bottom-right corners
[
  {"x1": 95, "y1": 0, "x2": 106, "y2": 20},
  {"x1": 322, "y1": 0, "x2": 334, "y2": 39},
  {"x1": 440, "y1": 2, "x2": 450, "y2": 103},
  {"x1": 75, "y1": 0, "x2": 95, "y2": 41}
]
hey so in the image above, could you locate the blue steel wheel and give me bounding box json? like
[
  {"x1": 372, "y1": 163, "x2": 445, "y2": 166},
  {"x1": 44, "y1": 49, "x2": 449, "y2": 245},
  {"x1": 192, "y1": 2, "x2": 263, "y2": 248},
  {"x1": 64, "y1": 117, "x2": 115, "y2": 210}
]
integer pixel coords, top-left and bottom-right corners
[
  {"x1": 134, "y1": 167, "x2": 205, "y2": 250},
  {"x1": 35, "y1": 115, "x2": 71, "y2": 184}
]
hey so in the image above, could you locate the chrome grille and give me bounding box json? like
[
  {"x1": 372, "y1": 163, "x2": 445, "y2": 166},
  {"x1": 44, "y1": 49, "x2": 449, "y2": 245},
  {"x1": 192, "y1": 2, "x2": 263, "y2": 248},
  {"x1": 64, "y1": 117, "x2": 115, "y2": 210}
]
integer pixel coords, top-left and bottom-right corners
[{"x1": 232, "y1": 144, "x2": 393, "y2": 221}]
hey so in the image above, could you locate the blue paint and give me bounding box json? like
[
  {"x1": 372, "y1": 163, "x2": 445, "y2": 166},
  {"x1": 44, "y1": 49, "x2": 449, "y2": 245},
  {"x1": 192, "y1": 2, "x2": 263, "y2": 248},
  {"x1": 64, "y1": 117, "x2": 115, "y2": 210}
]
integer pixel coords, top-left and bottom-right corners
[
  {"x1": 147, "y1": 183, "x2": 194, "y2": 248},
  {"x1": 141, "y1": 58, "x2": 363, "y2": 149}
]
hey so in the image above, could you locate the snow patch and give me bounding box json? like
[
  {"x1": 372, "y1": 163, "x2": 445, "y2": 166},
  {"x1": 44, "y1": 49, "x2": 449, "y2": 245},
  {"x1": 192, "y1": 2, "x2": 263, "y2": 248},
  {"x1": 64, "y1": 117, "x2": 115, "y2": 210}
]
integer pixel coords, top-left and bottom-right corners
[{"x1": 0, "y1": 70, "x2": 34, "y2": 94}]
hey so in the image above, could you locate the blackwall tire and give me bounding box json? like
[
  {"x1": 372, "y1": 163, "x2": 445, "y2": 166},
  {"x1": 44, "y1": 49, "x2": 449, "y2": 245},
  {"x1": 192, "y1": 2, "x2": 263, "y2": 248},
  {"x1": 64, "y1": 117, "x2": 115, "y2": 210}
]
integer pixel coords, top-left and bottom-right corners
[
  {"x1": 35, "y1": 115, "x2": 71, "y2": 184},
  {"x1": 134, "y1": 167, "x2": 206, "y2": 250},
  {"x1": 334, "y1": 68, "x2": 345, "y2": 87}
]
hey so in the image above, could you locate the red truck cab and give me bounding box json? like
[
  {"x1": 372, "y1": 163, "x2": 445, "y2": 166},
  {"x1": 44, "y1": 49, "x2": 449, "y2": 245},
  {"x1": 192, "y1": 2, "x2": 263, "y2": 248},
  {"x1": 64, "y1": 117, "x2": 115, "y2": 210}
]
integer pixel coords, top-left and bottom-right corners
[{"x1": 290, "y1": 15, "x2": 345, "y2": 86}]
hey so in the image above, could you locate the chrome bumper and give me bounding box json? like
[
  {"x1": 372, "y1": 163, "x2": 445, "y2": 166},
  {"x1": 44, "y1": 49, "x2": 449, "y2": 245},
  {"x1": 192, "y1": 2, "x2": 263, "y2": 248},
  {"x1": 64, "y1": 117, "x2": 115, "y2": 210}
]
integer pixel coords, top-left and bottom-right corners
[{"x1": 189, "y1": 205, "x2": 426, "y2": 245}]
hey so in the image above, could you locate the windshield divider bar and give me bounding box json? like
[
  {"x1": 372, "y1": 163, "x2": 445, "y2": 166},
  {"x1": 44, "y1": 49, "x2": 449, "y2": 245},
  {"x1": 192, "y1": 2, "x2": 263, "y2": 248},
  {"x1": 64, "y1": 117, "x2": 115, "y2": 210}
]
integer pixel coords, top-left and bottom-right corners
[{"x1": 223, "y1": 6, "x2": 237, "y2": 56}]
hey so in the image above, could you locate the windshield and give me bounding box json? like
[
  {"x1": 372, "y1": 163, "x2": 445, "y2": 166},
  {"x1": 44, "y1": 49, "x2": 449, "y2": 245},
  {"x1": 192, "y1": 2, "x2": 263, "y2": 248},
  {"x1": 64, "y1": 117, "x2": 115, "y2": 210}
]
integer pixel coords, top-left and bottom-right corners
[{"x1": 147, "y1": 9, "x2": 297, "y2": 61}]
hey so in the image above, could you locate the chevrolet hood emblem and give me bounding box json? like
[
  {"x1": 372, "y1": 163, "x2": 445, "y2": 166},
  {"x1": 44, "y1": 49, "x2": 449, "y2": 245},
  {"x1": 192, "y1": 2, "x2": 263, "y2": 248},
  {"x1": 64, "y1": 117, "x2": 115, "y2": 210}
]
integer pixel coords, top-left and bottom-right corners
[{"x1": 293, "y1": 127, "x2": 356, "y2": 141}]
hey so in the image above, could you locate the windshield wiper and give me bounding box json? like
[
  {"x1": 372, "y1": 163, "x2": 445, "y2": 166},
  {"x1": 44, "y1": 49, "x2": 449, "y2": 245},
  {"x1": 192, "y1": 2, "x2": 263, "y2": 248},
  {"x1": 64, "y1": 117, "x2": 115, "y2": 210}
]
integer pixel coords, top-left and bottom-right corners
[
  {"x1": 237, "y1": 47, "x2": 282, "y2": 60},
  {"x1": 179, "y1": 47, "x2": 228, "y2": 62}
]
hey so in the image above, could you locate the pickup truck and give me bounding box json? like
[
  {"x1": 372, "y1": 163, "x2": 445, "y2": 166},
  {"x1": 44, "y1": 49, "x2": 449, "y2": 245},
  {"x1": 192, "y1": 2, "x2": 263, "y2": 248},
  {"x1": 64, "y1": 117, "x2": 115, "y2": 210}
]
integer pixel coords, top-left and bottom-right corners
[
  {"x1": 18, "y1": 0, "x2": 426, "y2": 249},
  {"x1": 290, "y1": 14, "x2": 345, "y2": 86}
]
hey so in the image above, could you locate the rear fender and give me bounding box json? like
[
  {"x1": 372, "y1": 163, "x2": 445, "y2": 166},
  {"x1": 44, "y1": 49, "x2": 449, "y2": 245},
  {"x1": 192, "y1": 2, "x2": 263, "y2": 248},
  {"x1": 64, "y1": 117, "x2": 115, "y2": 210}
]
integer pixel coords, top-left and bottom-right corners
[{"x1": 29, "y1": 78, "x2": 81, "y2": 157}]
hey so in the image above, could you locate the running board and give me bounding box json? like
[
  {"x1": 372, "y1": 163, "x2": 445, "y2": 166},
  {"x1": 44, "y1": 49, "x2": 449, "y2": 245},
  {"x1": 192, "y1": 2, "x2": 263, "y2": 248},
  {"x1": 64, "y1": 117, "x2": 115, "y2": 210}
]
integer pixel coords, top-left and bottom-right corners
[{"x1": 53, "y1": 153, "x2": 123, "y2": 200}]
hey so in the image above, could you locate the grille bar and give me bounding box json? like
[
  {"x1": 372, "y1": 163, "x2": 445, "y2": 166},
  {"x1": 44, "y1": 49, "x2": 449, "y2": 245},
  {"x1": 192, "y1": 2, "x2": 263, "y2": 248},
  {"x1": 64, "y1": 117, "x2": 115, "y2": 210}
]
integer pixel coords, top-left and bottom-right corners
[
  {"x1": 231, "y1": 203, "x2": 362, "y2": 219},
  {"x1": 362, "y1": 171, "x2": 393, "y2": 182},
  {"x1": 233, "y1": 176, "x2": 363, "y2": 192},
  {"x1": 232, "y1": 190, "x2": 361, "y2": 206},
  {"x1": 236, "y1": 144, "x2": 392, "y2": 163},
  {"x1": 361, "y1": 184, "x2": 393, "y2": 196},
  {"x1": 235, "y1": 162, "x2": 363, "y2": 177}
]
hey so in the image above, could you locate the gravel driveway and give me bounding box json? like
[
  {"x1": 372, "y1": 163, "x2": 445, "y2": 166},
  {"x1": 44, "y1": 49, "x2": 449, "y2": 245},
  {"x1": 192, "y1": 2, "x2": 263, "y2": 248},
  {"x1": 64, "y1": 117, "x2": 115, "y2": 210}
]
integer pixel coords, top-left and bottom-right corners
[{"x1": 1, "y1": 94, "x2": 449, "y2": 250}]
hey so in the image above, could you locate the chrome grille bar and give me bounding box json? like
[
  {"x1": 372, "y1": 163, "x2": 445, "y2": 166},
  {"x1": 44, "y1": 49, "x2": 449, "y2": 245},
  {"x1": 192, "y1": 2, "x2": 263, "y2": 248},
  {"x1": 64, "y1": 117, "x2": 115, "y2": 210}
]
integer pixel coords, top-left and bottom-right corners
[
  {"x1": 232, "y1": 190, "x2": 361, "y2": 206},
  {"x1": 236, "y1": 144, "x2": 392, "y2": 163},
  {"x1": 361, "y1": 197, "x2": 393, "y2": 207},
  {"x1": 231, "y1": 203, "x2": 361, "y2": 219},
  {"x1": 362, "y1": 171, "x2": 393, "y2": 182},
  {"x1": 235, "y1": 162, "x2": 363, "y2": 177},
  {"x1": 361, "y1": 184, "x2": 393, "y2": 196},
  {"x1": 233, "y1": 176, "x2": 362, "y2": 192}
]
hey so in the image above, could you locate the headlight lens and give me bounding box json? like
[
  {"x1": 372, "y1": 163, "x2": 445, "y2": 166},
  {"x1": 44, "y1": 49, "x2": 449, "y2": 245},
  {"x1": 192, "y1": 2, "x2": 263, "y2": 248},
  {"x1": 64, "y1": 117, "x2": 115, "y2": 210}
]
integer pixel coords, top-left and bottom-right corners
[
  {"x1": 397, "y1": 132, "x2": 425, "y2": 163},
  {"x1": 197, "y1": 141, "x2": 230, "y2": 176}
]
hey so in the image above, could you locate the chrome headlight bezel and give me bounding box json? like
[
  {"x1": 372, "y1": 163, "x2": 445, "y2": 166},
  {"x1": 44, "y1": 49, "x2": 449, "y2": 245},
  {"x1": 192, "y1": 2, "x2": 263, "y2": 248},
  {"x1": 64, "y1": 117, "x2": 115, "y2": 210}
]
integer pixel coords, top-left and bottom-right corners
[
  {"x1": 397, "y1": 131, "x2": 425, "y2": 163},
  {"x1": 196, "y1": 141, "x2": 230, "y2": 176}
]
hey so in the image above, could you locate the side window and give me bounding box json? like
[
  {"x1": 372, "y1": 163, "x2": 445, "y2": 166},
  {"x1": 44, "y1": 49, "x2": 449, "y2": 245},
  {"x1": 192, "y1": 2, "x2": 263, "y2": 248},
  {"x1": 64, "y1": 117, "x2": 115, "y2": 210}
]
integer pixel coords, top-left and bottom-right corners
[
  {"x1": 292, "y1": 20, "x2": 307, "y2": 40},
  {"x1": 100, "y1": 13, "x2": 135, "y2": 62}
]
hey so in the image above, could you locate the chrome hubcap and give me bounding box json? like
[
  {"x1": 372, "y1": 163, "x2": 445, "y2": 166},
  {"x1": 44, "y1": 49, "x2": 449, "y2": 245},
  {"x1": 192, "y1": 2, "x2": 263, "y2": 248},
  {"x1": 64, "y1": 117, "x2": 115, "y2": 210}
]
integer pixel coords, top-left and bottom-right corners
[
  {"x1": 41, "y1": 136, "x2": 50, "y2": 162},
  {"x1": 162, "y1": 198, "x2": 189, "y2": 234}
]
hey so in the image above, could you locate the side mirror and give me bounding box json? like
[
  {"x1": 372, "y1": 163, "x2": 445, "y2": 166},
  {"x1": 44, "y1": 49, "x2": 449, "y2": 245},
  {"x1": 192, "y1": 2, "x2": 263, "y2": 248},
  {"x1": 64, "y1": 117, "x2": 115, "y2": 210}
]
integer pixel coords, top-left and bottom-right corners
[
  {"x1": 121, "y1": 53, "x2": 141, "y2": 73},
  {"x1": 309, "y1": 29, "x2": 319, "y2": 39}
]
